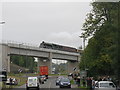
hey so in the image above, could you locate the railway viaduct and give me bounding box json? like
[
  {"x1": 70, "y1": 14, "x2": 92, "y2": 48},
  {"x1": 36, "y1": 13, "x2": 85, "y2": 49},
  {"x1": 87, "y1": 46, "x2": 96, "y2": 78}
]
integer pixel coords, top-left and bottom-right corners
[{"x1": 0, "y1": 43, "x2": 80, "y2": 74}]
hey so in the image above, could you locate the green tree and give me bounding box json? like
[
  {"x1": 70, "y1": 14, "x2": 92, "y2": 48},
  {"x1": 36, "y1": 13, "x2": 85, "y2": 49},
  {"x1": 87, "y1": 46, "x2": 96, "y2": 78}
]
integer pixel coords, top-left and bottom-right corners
[
  {"x1": 80, "y1": 2, "x2": 120, "y2": 79},
  {"x1": 10, "y1": 55, "x2": 37, "y2": 72}
]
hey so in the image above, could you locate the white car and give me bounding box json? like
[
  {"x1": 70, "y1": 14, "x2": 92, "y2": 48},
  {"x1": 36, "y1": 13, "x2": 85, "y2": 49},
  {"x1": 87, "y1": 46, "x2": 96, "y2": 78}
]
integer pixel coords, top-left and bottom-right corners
[
  {"x1": 95, "y1": 81, "x2": 116, "y2": 90},
  {"x1": 26, "y1": 77, "x2": 39, "y2": 90}
]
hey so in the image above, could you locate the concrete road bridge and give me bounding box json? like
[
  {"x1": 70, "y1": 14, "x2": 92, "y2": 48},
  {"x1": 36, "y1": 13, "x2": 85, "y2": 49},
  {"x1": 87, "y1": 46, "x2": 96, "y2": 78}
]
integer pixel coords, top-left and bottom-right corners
[{"x1": 0, "y1": 43, "x2": 80, "y2": 74}]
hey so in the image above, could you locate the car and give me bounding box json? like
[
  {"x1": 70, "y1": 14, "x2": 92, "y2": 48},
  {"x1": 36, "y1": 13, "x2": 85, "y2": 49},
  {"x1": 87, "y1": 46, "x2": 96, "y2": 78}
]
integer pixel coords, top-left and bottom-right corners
[
  {"x1": 38, "y1": 76, "x2": 45, "y2": 84},
  {"x1": 56, "y1": 78, "x2": 61, "y2": 86},
  {"x1": 56, "y1": 76, "x2": 64, "y2": 86},
  {"x1": 94, "y1": 81, "x2": 116, "y2": 90},
  {"x1": 59, "y1": 78, "x2": 71, "y2": 88},
  {"x1": 45, "y1": 75, "x2": 48, "y2": 79},
  {"x1": 42, "y1": 75, "x2": 47, "y2": 81},
  {"x1": 12, "y1": 78, "x2": 18, "y2": 85},
  {"x1": 26, "y1": 77, "x2": 39, "y2": 90},
  {"x1": 6, "y1": 78, "x2": 18, "y2": 85},
  {"x1": 40, "y1": 75, "x2": 47, "y2": 81}
]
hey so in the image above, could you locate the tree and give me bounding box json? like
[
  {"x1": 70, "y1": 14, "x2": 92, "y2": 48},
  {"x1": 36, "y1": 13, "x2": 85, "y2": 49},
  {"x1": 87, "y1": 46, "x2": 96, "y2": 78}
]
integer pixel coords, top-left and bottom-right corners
[
  {"x1": 80, "y1": 1, "x2": 120, "y2": 79},
  {"x1": 10, "y1": 55, "x2": 37, "y2": 73}
]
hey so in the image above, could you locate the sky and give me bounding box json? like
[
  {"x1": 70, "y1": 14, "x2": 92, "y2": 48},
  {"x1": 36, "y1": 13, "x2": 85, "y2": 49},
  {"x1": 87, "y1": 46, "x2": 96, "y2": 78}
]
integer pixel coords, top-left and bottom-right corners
[
  {"x1": 1, "y1": 0, "x2": 93, "y2": 49},
  {"x1": 1, "y1": 0, "x2": 118, "y2": 64}
]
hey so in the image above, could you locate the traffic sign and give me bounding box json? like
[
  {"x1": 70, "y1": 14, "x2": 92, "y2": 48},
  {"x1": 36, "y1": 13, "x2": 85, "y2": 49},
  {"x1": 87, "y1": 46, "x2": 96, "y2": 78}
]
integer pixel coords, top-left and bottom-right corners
[{"x1": 80, "y1": 70, "x2": 87, "y2": 78}]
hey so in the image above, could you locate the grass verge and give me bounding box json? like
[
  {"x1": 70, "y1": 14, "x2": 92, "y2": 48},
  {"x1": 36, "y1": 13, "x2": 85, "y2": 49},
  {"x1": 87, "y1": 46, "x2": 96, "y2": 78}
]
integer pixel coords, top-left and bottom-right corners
[{"x1": 5, "y1": 73, "x2": 30, "y2": 88}]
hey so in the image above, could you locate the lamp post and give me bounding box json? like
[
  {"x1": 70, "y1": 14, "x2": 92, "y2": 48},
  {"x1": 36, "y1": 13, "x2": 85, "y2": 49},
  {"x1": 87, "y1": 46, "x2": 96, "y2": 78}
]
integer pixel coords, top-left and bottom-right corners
[
  {"x1": 0, "y1": 21, "x2": 5, "y2": 43},
  {"x1": 79, "y1": 34, "x2": 87, "y2": 71},
  {"x1": 0, "y1": 21, "x2": 5, "y2": 24},
  {"x1": 79, "y1": 34, "x2": 87, "y2": 50}
]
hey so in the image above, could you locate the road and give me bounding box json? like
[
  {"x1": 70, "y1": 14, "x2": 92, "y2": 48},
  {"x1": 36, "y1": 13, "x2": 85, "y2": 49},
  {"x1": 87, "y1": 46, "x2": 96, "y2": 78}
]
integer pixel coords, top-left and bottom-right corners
[{"x1": 13, "y1": 76, "x2": 77, "y2": 89}]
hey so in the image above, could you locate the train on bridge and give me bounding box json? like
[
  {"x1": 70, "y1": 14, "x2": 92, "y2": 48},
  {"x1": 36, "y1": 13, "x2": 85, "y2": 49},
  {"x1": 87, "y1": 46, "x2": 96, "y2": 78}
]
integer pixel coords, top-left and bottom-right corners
[{"x1": 39, "y1": 41, "x2": 78, "y2": 53}]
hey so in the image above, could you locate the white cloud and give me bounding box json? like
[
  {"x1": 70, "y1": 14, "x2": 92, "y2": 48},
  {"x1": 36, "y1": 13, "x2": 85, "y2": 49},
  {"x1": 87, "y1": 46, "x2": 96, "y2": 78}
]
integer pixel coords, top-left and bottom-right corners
[
  {"x1": 47, "y1": 31, "x2": 83, "y2": 48},
  {"x1": 2, "y1": 2, "x2": 91, "y2": 48}
]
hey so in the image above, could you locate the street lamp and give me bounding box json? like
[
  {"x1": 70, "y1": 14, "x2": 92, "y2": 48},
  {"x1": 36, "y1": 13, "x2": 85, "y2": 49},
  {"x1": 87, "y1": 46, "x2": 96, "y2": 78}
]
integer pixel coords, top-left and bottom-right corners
[
  {"x1": 0, "y1": 21, "x2": 5, "y2": 43},
  {"x1": 0, "y1": 21, "x2": 5, "y2": 24},
  {"x1": 79, "y1": 34, "x2": 87, "y2": 50},
  {"x1": 79, "y1": 34, "x2": 87, "y2": 71}
]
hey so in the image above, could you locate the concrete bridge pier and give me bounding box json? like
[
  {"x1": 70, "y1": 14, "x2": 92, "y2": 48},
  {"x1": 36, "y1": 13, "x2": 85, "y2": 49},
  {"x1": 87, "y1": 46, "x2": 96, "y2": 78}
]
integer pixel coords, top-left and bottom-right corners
[
  {"x1": 0, "y1": 44, "x2": 10, "y2": 72},
  {"x1": 67, "y1": 61, "x2": 79, "y2": 74},
  {"x1": 38, "y1": 58, "x2": 52, "y2": 75}
]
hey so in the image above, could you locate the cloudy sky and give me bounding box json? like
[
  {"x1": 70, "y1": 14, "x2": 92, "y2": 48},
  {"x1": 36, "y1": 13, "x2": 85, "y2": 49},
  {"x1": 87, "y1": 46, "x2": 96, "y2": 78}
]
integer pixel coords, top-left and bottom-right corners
[{"x1": 1, "y1": 0, "x2": 92, "y2": 48}]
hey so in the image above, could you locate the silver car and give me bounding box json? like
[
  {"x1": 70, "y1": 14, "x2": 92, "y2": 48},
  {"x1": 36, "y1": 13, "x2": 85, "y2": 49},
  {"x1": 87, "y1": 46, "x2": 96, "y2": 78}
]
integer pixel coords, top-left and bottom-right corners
[{"x1": 95, "y1": 81, "x2": 116, "y2": 90}]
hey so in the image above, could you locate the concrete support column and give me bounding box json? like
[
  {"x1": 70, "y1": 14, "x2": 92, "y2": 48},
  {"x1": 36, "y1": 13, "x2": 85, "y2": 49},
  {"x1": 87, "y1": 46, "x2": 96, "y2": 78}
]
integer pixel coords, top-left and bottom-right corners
[
  {"x1": 0, "y1": 44, "x2": 10, "y2": 72},
  {"x1": 6, "y1": 55, "x2": 10, "y2": 72},
  {"x1": 67, "y1": 61, "x2": 79, "y2": 74},
  {"x1": 0, "y1": 44, "x2": 2, "y2": 71},
  {"x1": 49, "y1": 52, "x2": 52, "y2": 74}
]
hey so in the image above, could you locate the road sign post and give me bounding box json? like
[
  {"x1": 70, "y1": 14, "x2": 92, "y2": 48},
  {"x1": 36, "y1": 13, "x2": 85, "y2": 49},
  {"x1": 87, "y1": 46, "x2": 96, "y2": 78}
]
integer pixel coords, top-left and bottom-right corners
[{"x1": 80, "y1": 70, "x2": 87, "y2": 78}]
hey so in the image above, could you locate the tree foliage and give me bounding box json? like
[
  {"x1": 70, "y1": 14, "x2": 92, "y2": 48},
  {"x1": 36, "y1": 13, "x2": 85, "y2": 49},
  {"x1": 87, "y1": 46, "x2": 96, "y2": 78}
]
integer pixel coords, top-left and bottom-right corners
[
  {"x1": 80, "y1": 2, "x2": 120, "y2": 79},
  {"x1": 10, "y1": 55, "x2": 37, "y2": 72}
]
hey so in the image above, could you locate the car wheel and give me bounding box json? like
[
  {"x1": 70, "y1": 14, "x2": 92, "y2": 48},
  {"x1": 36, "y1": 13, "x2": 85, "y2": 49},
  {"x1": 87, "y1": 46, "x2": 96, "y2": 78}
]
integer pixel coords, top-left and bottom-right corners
[{"x1": 37, "y1": 87, "x2": 39, "y2": 90}]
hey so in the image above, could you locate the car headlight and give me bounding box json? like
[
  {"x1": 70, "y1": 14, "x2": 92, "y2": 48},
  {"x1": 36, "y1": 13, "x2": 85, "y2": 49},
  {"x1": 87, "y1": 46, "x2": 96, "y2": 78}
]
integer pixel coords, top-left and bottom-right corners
[
  {"x1": 68, "y1": 83, "x2": 71, "y2": 85},
  {"x1": 61, "y1": 82, "x2": 63, "y2": 85}
]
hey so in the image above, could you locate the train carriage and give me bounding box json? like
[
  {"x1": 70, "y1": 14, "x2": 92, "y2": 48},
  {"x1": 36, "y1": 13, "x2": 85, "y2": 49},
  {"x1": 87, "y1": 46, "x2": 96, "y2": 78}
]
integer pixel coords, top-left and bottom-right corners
[{"x1": 40, "y1": 41, "x2": 78, "y2": 53}]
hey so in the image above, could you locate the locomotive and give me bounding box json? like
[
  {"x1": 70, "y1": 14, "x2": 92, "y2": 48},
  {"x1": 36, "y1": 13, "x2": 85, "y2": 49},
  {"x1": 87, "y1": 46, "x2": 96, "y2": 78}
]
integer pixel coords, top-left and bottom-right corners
[{"x1": 39, "y1": 41, "x2": 78, "y2": 53}]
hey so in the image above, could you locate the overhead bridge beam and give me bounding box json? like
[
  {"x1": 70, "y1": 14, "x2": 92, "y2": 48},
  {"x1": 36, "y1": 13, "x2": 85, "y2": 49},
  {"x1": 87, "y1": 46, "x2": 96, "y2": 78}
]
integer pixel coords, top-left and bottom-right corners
[
  {"x1": 1, "y1": 43, "x2": 80, "y2": 73},
  {"x1": 8, "y1": 43, "x2": 80, "y2": 61}
]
